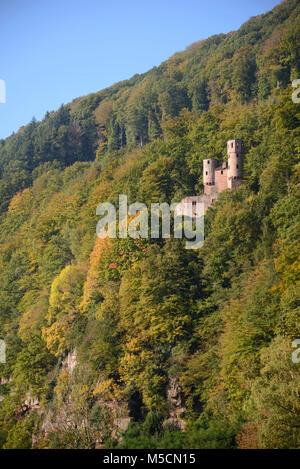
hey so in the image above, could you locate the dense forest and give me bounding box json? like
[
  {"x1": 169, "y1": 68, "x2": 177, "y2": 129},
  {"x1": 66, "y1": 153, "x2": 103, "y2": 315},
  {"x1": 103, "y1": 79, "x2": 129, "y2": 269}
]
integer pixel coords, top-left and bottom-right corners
[{"x1": 0, "y1": 0, "x2": 299, "y2": 449}]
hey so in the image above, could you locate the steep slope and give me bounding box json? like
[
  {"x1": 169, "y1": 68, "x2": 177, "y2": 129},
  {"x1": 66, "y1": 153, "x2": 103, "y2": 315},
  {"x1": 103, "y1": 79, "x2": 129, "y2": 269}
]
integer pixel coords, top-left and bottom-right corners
[
  {"x1": 0, "y1": 0, "x2": 299, "y2": 449},
  {"x1": 0, "y1": 0, "x2": 299, "y2": 211}
]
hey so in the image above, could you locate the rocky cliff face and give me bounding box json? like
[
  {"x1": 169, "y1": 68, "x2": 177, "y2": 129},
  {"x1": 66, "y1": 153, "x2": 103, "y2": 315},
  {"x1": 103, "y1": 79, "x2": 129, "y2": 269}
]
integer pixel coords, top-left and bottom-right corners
[
  {"x1": 36, "y1": 349, "x2": 131, "y2": 447},
  {"x1": 165, "y1": 378, "x2": 185, "y2": 430},
  {"x1": 61, "y1": 349, "x2": 77, "y2": 373}
]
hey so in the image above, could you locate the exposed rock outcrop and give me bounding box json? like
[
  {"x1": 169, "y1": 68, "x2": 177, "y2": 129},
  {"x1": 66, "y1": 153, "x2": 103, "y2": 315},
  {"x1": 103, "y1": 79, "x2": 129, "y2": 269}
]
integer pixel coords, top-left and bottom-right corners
[
  {"x1": 165, "y1": 378, "x2": 185, "y2": 430},
  {"x1": 62, "y1": 349, "x2": 77, "y2": 373}
]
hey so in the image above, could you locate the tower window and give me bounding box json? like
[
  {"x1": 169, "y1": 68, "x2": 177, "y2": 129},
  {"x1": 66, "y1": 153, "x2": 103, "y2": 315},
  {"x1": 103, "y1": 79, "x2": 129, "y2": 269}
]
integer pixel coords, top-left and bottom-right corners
[
  {"x1": 221, "y1": 170, "x2": 223, "y2": 175},
  {"x1": 207, "y1": 161, "x2": 210, "y2": 164},
  {"x1": 206, "y1": 171, "x2": 208, "y2": 175},
  {"x1": 231, "y1": 142, "x2": 233, "y2": 148},
  {"x1": 236, "y1": 164, "x2": 238, "y2": 169}
]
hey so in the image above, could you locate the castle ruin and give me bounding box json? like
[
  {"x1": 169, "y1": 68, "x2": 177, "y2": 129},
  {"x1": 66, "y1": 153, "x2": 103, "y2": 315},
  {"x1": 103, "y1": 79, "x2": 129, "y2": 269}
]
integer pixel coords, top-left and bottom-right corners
[{"x1": 176, "y1": 139, "x2": 243, "y2": 216}]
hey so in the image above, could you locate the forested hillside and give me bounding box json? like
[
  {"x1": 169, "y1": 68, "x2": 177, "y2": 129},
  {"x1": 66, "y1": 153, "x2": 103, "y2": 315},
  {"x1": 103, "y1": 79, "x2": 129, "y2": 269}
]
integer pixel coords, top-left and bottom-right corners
[{"x1": 0, "y1": 0, "x2": 299, "y2": 449}]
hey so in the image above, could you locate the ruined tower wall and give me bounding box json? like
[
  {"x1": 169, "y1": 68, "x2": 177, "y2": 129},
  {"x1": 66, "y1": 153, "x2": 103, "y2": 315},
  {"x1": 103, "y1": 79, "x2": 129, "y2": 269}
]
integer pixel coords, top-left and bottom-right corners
[
  {"x1": 215, "y1": 167, "x2": 228, "y2": 192},
  {"x1": 227, "y1": 139, "x2": 243, "y2": 188},
  {"x1": 203, "y1": 158, "x2": 217, "y2": 188}
]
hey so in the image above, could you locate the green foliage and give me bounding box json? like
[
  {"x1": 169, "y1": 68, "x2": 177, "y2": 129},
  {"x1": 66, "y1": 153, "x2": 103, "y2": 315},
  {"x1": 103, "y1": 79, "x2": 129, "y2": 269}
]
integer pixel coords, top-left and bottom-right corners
[
  {"x1": 117, "y1": 412, "x2": 238, "y2": 449},
  {"x1": 0, "y1": 0, "x2": 299, "y2": 449},
  {"x1": 3, "y1": 416, "x2": 36, "y2": 449},
  {"x1": 252, "y1": 337, "x2": 300, "y2": 448},
  {"x1": 13, "y1": 333, "x2": 55, "y2": 398}
]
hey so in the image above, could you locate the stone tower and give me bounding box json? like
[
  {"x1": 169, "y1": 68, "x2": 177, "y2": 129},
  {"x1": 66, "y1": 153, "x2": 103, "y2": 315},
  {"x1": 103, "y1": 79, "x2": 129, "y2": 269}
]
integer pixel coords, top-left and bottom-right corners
[
  {"x1": 176, "y1": 139, "x2": 244, "y2": 217},
  {"x1": 203, "y1": 158, "x2": 218, "y2": 187},
  {"x1": 227, "y1": 139, "x2": 243, "y2": 189}
]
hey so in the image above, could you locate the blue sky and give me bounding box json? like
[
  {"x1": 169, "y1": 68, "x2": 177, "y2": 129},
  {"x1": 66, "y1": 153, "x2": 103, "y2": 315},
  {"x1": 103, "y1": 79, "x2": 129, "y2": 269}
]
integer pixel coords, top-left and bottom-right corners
[{"x1": 0, "y1": 0, "x2": 280, "y2": 139}]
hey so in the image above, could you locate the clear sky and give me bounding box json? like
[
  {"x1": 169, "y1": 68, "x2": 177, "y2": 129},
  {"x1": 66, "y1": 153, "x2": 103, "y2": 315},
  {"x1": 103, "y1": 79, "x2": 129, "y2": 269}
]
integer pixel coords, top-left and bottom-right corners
[{"x1": 0, "y1": 0, "x2": 280, "y2": 139}]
